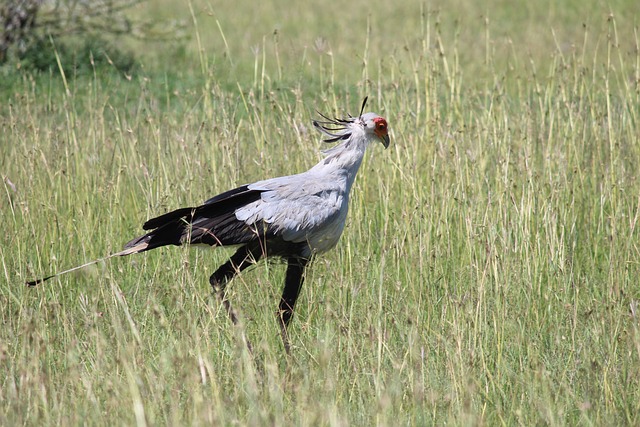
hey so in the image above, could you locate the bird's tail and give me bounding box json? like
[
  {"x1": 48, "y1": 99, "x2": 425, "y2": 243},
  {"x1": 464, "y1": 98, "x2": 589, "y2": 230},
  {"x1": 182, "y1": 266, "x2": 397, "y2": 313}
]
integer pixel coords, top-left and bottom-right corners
[{"x1": 25, "y1": 242, "x2": 149, "y2": 287}]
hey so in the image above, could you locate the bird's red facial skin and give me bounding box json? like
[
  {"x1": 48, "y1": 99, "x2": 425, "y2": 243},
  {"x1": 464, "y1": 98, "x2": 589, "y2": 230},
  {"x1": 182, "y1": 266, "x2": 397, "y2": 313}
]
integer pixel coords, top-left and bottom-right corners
[{"x1": 373, "y1": 117, "x2": 388, "y2": 138}]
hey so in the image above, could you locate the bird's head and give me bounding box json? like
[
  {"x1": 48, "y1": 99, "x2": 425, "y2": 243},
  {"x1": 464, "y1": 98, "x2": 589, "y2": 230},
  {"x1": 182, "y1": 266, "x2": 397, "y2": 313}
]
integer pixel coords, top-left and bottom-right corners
[
  {"x1": 359, "y1": 112, "x2": 390, "y2": 149},
  {"x1": 313, "y1": 97, "x2": 390, "y2": 149}
]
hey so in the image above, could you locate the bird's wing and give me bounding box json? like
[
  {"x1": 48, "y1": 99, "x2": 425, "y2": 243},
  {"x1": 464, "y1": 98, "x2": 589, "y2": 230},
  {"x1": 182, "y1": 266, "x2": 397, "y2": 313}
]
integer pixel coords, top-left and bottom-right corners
[
  {"x1": 142, "y1": 185, "x2": 259, "y2": 230},
  {"x1": 235, "y1": 173, "x2": 345, "y2": 244},
  {"x1": 123, "y1": 184, "x2": 268, "y2": 252},
  {"x1": 124, "y1": 172, "x2": 345, "y2": 254}
]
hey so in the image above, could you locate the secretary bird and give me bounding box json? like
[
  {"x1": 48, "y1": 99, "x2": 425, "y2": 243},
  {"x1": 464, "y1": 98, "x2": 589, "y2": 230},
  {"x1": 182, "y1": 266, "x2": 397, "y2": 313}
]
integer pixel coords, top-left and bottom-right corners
[{"x1": 26, "y1": 97, "x2": 390, "y2": 352}]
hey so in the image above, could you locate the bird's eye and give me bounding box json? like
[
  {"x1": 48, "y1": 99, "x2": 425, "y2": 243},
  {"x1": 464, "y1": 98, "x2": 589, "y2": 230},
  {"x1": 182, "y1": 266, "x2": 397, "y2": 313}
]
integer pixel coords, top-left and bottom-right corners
[{"x1": 374, "y1": 118, "x2": 388, "y2": 133}]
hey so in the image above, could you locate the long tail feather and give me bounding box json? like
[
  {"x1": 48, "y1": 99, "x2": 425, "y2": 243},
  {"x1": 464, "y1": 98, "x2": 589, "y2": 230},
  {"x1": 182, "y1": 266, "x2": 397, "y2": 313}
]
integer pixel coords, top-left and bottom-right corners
[
  {"x1": 25, "y1": 244, "x2": 148, "y2": 287},
  {"x1": 26, "y1": 185, "x2": 263, "y2": 286}
]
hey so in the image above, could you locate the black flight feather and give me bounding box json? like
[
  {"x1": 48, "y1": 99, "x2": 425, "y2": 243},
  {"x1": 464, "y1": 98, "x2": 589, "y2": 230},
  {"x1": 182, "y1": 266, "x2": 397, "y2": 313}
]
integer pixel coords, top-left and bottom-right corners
[{"x1": 124, "y1": 185, "x2": 266, "y2": 252}]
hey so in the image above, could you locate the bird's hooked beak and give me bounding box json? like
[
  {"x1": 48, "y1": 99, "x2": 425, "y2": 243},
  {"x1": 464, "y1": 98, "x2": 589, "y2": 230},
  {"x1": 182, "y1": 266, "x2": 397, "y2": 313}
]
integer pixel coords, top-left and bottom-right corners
[{"x1": 380, "y1": 134, "x2": 390, "y2": 149}]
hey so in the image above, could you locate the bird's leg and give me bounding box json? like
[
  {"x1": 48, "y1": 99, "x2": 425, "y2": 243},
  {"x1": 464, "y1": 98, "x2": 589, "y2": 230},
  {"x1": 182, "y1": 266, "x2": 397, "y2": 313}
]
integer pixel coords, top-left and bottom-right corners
[
  {"x1": 278, "y1": 256, "x2": 310, "y2": 353},
  {"x1": 209, "y1": 244, "x2": 261, "y2": 325}
]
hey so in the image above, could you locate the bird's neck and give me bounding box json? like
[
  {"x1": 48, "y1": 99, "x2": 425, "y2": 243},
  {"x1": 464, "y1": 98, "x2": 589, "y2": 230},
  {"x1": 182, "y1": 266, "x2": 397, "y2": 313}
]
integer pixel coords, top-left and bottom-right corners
[{"x1": 313, "y1": 134, "x2": 370, "y2": 190}]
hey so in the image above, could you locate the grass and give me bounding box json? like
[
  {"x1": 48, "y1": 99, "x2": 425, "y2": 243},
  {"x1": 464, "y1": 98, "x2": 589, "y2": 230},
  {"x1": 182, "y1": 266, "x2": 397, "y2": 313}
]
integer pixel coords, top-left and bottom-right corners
[{"x1": 1, "y1": 0, "x2": 640, "y2": 425}]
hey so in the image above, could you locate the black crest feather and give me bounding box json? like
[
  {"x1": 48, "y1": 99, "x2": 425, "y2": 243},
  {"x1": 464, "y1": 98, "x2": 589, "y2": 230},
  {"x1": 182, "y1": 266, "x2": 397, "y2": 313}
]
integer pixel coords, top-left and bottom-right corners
[{"x1": 312, "y1": 96, "x2": 368, "y2": 143}]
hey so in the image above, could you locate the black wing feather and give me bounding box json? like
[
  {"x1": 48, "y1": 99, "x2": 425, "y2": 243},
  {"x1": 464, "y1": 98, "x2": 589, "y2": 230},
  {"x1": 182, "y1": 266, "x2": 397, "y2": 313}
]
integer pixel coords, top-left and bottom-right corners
[
  {"x1": 142, "y1": 185, "x2": 256, "y2": 230},
  {"x1": 124, "y1": 185, "x2": 266, "y2": 252}
]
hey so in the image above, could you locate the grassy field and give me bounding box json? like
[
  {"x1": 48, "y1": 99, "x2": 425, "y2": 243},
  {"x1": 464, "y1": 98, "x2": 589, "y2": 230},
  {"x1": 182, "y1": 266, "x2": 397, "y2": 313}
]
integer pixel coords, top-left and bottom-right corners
[{"x1": 1, "y1": 0, "x2": 640, "y2": 425}]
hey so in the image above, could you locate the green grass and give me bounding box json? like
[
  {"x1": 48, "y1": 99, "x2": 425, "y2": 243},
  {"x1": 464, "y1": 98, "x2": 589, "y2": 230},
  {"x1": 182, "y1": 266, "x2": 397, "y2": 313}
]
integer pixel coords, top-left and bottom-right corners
[{"x1": 1, "y1": 0, "x2": 640, "y2": 425}]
